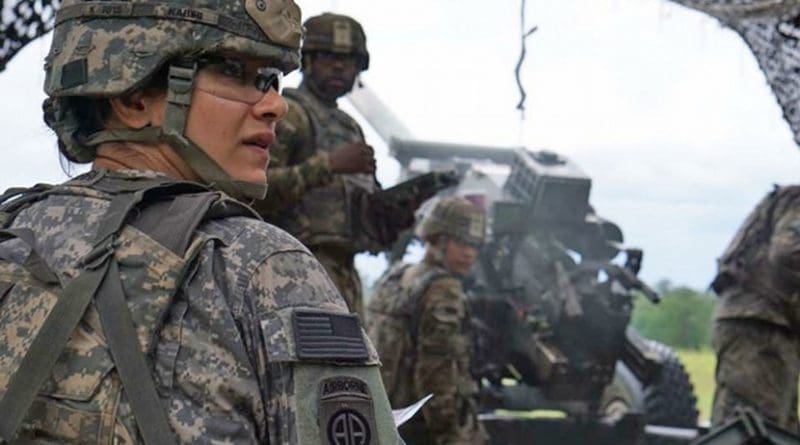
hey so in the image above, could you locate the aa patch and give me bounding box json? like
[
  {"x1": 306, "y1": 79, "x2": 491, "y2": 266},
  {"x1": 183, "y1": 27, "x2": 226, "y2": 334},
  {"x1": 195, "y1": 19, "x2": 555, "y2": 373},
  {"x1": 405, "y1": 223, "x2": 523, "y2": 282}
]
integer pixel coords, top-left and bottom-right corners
[{"x1": 319, "y1": 376, "x2": 378, "y2": 445}]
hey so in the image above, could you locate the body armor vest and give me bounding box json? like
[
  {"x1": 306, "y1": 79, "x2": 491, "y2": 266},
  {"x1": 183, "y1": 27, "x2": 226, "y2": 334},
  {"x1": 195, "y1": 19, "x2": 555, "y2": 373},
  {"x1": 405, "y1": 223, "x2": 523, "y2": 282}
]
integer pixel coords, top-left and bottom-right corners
[{"x1": 279, "y1": 85, "x2": 381, "y2": 252}]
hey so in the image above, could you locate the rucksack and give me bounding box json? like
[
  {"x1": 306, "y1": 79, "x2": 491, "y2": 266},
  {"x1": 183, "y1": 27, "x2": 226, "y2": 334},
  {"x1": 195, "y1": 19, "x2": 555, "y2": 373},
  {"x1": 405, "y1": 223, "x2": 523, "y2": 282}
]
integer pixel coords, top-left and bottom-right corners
[
  {"x1": 366, "y1": 262, "x2": 447, "y2": 408},
  {"x1": 0, "y1": 170, "x2": 255, "y2": 444}
]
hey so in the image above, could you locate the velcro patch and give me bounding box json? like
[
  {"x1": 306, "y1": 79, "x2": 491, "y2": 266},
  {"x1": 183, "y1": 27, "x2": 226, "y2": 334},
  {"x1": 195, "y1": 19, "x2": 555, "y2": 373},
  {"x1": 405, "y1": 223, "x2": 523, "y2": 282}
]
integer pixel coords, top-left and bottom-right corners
[
  {"x1": 60, "y1": 58, "x2": 88, "y2": 89},
  {"x1": 319, "y1": 376, "x2": 377, "y2": 445},
  {"x1": 293, "y1": 311, "x2": 368, "y2": 361}
]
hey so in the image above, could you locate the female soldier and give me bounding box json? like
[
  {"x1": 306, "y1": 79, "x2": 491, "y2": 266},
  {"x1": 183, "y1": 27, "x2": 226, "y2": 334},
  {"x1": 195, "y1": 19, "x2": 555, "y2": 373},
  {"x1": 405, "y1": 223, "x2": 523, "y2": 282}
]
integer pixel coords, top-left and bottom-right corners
[{"x1": 0, "y1": 1, "x2": 399, "y2": 443}]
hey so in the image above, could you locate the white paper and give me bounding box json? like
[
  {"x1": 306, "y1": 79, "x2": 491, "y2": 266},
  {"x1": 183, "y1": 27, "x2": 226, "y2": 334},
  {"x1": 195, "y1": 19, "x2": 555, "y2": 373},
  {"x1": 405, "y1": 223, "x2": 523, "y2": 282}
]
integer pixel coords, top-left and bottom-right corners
[{"x1": 391, "y1": 394, "x2": 434, "y2": 427}]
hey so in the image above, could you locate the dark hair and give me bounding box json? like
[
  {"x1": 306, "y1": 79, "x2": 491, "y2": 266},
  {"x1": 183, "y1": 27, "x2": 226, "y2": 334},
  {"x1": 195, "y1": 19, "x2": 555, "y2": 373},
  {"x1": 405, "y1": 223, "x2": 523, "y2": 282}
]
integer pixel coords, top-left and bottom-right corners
[{"x1": 43, "y1": 64, "x2": 171, "y2": 166}]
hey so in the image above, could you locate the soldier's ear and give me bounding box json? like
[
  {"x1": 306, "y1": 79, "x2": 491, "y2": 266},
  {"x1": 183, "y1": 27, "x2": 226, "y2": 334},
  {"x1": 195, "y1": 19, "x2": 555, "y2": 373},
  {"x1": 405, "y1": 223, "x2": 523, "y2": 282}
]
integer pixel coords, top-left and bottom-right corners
[{"x1": 108, "y1": 89, "x2": 166, "y2": 130}]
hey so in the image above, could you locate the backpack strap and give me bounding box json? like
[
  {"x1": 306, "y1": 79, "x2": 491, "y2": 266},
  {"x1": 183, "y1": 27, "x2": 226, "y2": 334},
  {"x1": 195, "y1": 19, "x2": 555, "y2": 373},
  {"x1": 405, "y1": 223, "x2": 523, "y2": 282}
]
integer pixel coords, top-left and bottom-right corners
[
  {"x1": 0, "y1": 184, "x2": 54, "y2": 229},
  {"x1": 407, "y1": 266, "x2": 452, "y2": 346},
  {"x1": 129, "y1": 193, "x2": 219, "y2": 255},
  {"x1": 95, "y1": 258, "x2": 175, "y2": 445},
  {"x1": 0, "y1": 179, "x2": 233, "y2": 444},
  {"x1": 0, "y1": 241, "x2": 109, "y2": 442}
]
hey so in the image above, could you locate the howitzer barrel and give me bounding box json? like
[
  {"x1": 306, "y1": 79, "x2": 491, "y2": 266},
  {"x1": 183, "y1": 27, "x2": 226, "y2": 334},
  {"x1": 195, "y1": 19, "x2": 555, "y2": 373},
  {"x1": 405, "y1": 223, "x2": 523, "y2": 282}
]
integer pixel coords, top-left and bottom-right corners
[
  {"x1": 347, "y1": 83, "x2": 414, "y2": 143},
  {"x1": 390, "y1": 137, "x2": 522, "y2": 167}
]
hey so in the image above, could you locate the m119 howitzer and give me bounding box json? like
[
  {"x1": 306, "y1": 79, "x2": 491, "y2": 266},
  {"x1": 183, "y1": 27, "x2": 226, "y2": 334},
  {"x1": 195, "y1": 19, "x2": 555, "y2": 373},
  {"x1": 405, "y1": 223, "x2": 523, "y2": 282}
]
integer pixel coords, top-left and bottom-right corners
[
  {"x1": 387, "y1": 138, "x2": 699, "y2": 444},
  {"x1": 464, "y1": 149, "x2": 679, "y2": 416},
  {"x1": 348, "y1": 83, "x2": 699, "y2": 444}
]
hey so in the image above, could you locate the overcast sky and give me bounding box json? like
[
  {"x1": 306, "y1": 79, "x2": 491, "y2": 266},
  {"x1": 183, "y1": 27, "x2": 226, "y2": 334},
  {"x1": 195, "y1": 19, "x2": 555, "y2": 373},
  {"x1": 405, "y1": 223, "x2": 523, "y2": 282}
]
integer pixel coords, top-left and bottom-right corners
[{"x1": 1, "y1": 0, "x2": 798, "y2": 290}]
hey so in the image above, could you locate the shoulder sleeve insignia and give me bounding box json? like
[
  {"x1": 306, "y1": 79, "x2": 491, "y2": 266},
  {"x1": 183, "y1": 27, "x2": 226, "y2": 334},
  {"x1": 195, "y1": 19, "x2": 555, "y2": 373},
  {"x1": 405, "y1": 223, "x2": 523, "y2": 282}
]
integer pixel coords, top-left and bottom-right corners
[
  {"x1": 293, "y1": 310, "x2": 369, "y2": 361},
  {"x1": 319, "y1": 376, "x2": 378, "y2": 445}
]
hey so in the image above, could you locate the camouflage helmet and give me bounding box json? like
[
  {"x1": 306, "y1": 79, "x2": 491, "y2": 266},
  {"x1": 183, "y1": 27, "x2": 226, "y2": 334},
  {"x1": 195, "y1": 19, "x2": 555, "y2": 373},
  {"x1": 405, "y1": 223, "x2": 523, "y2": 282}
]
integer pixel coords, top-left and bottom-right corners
[
  {"x1": 302, "y1": 13, "x2": 369, "y2": 71},
  {"x1": 43, "y1": 0, "x2": 303, "y2": 199},
  {"x1": 416, "y1": 196, "x2": 486, "y2": 246}
]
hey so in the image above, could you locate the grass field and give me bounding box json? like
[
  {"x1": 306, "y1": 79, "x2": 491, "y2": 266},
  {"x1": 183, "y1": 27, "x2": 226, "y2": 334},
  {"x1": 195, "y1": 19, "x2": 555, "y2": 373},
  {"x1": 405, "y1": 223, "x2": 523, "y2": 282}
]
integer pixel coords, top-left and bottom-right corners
[{"x1": 676, "y1": 349, "x2": 715, "y2": 422}]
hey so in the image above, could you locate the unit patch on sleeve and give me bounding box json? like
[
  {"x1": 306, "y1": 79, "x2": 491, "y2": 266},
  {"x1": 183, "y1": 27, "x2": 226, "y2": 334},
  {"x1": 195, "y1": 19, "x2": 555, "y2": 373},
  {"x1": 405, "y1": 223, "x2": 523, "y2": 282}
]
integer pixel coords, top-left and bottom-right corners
[{"x1": 318, "y1": 376, "x2": 378, "y2": 445}]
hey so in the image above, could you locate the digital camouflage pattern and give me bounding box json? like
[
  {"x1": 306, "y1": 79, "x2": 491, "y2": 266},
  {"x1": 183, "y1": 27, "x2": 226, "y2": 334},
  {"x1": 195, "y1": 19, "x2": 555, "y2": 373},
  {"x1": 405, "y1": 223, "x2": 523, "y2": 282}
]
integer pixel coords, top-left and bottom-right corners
[
  {"x1": 252, "y1": 82, "x2": 382, "y2": 319},
  {"x1": 666, "y1": 0, "x2": 800, "y2": 146},
  {"x1": 711, "y1": 185, "x2": 800, "y2": 431},
  {"x1": 367, "y1": 262, "x2": 488, "y2": 445},
  {"x1": 302, "y1": 12, "x2": 370, "y2": 70},
  {"x1": 0, "y1": 0, "x2": 59, "y2": 72},
  {"x1": 0, "y1": 170, "x2": 399, "y2": 444},
  {"x1": 46, "y1": 0, "x2": 301, "y2": 99},
  {"x1": 314, "y1": 247, "x2": 367, "y2": 324},
  {"x1": 41, "y1": 0, "x2": 302, "y2": 202}
]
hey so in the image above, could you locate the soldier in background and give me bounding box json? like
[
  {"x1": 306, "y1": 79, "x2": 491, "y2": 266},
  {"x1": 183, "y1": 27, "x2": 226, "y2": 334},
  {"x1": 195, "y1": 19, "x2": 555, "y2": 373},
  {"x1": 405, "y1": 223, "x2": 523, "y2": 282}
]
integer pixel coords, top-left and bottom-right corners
[
  {"x1": 367, "y1": 197, "x2": 489, "y2": 444},
  {"x1": 710, "y1": 186, "x2": 800, "y2": 432},
  {"x1": 253, "y1": 13, "x2": 386, "y2": 321}
]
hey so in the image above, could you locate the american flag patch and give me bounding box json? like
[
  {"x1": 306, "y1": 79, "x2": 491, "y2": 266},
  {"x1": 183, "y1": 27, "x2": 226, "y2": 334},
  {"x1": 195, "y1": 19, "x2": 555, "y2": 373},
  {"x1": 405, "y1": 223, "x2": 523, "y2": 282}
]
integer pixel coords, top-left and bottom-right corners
[{"x1": 293, "y1": 311, "x2": 368, "y2": 361}]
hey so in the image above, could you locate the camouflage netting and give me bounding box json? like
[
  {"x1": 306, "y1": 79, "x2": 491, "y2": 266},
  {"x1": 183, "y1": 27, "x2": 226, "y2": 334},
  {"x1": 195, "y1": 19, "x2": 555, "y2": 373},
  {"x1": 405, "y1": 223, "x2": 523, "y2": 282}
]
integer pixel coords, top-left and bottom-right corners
[
  {"x1": 0, "y1": 0, "x2": 60, "y2": 72},
  {"x1": 668, "y1": 0, "x2": 800, "y2": 147}
]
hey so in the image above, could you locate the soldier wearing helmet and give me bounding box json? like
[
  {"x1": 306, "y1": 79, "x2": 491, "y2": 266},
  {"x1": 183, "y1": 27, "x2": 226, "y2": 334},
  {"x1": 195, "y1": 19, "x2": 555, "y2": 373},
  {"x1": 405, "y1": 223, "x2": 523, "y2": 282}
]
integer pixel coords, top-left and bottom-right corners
[
  {"x1": 252, "y1": 13, "x2": 390, "y2": 322},
  {"x1": 0, "y1": 1, "x2": 400, "y2": 443},
  {"x1": 367, "y1": 197, "x2": 490, "y2": 444}
]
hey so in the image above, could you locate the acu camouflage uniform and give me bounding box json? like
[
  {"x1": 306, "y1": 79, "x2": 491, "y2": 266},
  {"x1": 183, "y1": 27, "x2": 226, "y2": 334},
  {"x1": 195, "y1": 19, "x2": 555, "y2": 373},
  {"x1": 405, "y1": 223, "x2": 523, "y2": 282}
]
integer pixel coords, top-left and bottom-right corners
[
  {"x1": 0, "y1": 0, "x2": 402, "y2": 443},
  {"x1": 0, "y1": 170, "x2": 400, "y2": 443},
  {"x1": 711, "y1": 185, "x2": 800, "y2": 432},
  {"x1": 253, "y1": 81, "x2": 381, "y2": 322},
  {"x1": 366, "y1": 197, "x2": 488, "y2": 445}
]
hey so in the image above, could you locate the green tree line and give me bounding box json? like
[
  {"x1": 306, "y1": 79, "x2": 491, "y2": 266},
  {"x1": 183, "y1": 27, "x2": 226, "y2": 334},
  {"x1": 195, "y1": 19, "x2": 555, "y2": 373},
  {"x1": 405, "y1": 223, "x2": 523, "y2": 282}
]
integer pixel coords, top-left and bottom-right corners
[{"x1": 632, "y1": 280, "x2": 715, "y2": 350}]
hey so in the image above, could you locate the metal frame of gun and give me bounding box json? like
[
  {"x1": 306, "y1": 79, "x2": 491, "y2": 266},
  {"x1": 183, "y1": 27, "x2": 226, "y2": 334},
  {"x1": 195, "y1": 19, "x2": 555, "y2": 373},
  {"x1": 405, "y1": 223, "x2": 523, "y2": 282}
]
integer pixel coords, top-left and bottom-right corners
[{"x1": 691, "y1": 408, "x2": 800, "y2": 445}]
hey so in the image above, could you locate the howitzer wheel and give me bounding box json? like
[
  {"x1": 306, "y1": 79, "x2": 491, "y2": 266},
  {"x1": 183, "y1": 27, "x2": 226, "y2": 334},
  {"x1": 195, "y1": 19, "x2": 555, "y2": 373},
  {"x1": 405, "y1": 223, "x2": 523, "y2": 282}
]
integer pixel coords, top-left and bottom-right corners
[
  {"x1": 600, "y1": 341, "x2": 698, "y2": 443},
  {"x1": 642, "y1": 341, "x2": 699, "y2": 429}
]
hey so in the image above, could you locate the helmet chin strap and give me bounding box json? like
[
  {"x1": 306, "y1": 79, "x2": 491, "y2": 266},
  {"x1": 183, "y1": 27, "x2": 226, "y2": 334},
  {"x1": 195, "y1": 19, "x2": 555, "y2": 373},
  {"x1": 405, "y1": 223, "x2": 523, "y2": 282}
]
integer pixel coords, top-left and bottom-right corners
[{"x1": 85, "y1": 60, "x2": 268, "y2": 201}]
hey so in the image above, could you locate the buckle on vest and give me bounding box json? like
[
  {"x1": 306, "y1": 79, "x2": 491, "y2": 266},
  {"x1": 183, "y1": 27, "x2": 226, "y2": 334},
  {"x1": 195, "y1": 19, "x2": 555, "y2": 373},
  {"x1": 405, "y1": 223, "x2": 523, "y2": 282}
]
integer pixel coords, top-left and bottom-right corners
[{"x1": 81, "y1": 235, "x2": 120, "y2": 269}]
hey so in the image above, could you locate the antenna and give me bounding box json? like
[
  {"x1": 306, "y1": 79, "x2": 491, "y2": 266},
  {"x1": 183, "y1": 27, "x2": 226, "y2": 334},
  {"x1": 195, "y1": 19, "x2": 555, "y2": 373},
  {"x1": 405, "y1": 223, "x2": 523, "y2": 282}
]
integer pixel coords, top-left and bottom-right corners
[{"x1": 515, "y1": 0, "x2": 538, "y2": 120}]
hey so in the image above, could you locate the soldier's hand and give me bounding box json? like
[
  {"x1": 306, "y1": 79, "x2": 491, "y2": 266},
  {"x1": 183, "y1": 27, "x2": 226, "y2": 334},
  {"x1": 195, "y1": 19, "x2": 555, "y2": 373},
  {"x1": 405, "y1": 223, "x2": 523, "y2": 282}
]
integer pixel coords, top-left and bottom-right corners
[{"x1": 328, "y1": 143, "x2": 377, "y2": 174}]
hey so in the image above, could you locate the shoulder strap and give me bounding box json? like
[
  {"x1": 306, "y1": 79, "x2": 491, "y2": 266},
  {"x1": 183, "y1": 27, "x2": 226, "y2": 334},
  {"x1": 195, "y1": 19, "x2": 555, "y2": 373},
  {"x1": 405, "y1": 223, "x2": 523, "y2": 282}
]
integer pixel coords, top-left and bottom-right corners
[
  {"x1": 0, "y1": 184, "x2": 55, "y2": 229},
  {"x1": 0, "y1": 178, "x2": 240, "y2": 444},
  {"x1": 408, "y1": 266, "x2": 452, "y2": 345}
]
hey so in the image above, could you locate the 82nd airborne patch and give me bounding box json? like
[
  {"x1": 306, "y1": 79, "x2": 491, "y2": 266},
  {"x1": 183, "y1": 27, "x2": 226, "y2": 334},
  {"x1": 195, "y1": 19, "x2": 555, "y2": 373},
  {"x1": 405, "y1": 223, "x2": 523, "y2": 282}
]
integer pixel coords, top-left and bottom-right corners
[{"x1": 319, "y1": 376, "x2": 378, "y2": 445}]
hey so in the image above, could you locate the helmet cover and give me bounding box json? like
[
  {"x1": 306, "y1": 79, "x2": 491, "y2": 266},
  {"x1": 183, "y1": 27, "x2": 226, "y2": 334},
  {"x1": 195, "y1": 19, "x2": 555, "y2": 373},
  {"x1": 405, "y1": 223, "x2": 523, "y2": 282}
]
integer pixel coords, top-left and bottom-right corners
[
  {"x1": 302, "y1": 12, "x2": 369, "y2": 70},
  {"x1": 416, "y1": 196, "x2": 486, "y2": 246}
]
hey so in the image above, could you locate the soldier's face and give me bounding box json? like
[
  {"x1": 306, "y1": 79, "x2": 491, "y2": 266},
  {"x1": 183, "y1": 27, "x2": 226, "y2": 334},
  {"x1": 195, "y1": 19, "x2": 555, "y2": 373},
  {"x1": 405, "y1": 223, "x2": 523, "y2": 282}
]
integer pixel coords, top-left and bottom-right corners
[
  {"x1": 444, "y1": 238, "x2": 479, "y2": 277},
  {"x1": 305, "y1": 52, "x2": 360, "y2": 101},
  {"x1": 183, "y1": 56, "x2": 289, "y2": 184}
]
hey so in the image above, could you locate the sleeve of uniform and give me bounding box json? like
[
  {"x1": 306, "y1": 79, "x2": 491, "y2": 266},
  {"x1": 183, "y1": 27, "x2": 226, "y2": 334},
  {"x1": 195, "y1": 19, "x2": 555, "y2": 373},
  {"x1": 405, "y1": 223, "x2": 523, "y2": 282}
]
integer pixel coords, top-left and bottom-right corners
[
  {"x1": 768, "y1": 203, "x2": 800, "y2": 286},
  {"x1": 241, "y1": 247, "x2": 400, "y2": 444},
  {"x1": 413, "y1": 276, "x2": 483, "y2": 445},
  {"x1": 251, "y1": 99, "x2": 334, "y2": 218}
]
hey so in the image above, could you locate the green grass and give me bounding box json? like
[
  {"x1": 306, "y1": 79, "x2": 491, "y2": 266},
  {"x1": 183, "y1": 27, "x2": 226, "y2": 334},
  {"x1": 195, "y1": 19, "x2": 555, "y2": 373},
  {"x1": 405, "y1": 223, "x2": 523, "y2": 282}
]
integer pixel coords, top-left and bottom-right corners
[{"x1": 676, "y1": 349, "x2": 715, "y2": 423}]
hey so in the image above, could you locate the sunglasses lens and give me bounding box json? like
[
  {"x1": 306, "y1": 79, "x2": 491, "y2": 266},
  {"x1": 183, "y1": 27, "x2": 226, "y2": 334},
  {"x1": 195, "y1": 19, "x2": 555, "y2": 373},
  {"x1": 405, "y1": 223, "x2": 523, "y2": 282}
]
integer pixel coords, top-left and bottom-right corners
[
  {"x1": 256, "y1": 68, "x2": 283, "y2": 94},
  {"x1": 197, "y1": 57, "x2": 284, "y2": 104}
]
